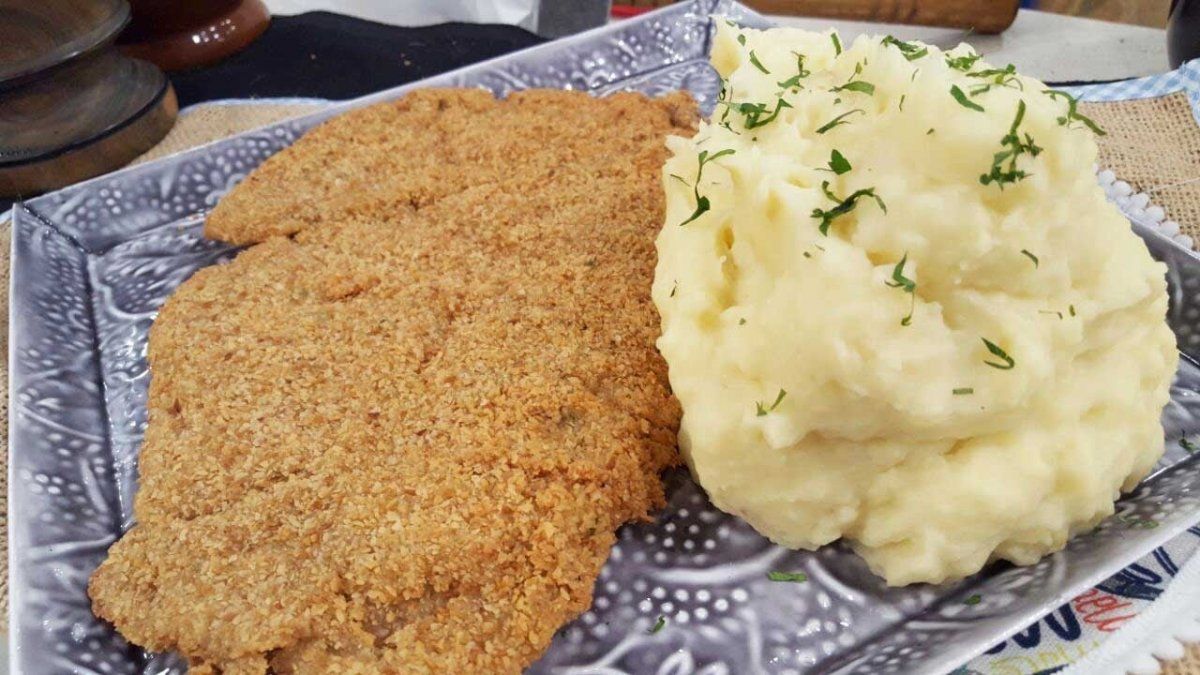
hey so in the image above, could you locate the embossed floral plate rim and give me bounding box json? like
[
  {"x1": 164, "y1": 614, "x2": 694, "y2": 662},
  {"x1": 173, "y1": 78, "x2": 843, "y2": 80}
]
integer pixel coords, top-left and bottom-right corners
[{"x1": 8, "y1": 2, "x2": 1200, "y2": 674}]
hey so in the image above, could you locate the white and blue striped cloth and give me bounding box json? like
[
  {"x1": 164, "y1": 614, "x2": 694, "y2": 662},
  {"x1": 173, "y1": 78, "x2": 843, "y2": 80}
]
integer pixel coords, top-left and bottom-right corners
[{"x1": 1063, "y1": 59, "x2": 1200, "y2": 123}]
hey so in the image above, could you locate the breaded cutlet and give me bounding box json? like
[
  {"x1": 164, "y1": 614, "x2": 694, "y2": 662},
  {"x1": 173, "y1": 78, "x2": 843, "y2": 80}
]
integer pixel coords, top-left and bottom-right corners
[{"x1": 88, "y1": 88, "x2": 697, "y2": 673}]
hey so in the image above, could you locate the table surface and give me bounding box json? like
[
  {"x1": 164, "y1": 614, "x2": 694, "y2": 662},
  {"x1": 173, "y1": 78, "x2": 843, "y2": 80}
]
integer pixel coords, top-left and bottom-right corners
[{"x1": 263, "y1": 1, "x2": 1170, "y2": 83}]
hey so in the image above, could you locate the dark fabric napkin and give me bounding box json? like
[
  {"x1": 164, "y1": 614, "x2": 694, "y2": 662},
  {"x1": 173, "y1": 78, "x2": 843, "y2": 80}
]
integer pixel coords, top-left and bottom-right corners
[{"x1": 169, "y1": 12, "x2": 547, "y2": 107}]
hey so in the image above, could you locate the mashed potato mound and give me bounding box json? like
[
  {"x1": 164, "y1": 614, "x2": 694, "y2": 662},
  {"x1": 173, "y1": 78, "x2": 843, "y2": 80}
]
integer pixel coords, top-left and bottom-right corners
[{"x1": 652, "y1": 24, "x2": 1177, "y2": 585}]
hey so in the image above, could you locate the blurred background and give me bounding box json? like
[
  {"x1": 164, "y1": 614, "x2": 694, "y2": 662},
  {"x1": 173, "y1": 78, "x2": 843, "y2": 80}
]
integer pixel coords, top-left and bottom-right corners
[
  {"x1": 0, "y1": 0, "x2": 1179, "y2": 200},
  {"x1": 1028, "y1": 0, "x2": 1169, "y2": 26},
  {"x1": 260, "y1": 0, "x2": 1173, "y2": 30}
]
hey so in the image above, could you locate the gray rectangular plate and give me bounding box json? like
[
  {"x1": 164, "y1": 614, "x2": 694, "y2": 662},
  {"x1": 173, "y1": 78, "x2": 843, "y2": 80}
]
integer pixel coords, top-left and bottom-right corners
[{"x1": 9, "y1": 1, "x2": 1200, "y2": 673}]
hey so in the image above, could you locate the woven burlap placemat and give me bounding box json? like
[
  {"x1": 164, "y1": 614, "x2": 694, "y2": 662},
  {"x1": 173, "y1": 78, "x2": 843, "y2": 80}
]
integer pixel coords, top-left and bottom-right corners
[{"x1": 3, "y1": 96, "x2": 1199, "y2": 671}]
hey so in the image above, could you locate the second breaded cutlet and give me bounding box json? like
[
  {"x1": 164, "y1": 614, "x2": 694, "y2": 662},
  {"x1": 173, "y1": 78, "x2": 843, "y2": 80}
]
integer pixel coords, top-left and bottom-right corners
[{"x1": 88, "y1": 88, "x2": 697, "y2": 673}]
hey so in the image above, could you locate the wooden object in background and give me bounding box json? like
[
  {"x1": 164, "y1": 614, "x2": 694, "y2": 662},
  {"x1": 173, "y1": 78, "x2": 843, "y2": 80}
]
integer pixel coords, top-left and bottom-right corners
[
  {"x1": 1040, "y1": 0, "x2": 1169, "y2": 28},
  {"x1": 0, "y1": 0, "x2": 177, "y2": 199},
  {"x1": 741, "y1": 0, "x2": 1019, "y2": 32},
  {"x1": 0, "y1": 0, "x2": 129, "y2": 84},
  {"x1": 119, "y1": 0, "x2": 271, "y2": 72}
]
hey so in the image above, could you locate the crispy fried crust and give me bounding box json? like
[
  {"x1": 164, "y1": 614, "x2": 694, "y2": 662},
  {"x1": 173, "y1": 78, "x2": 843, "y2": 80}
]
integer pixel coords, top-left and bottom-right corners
[{"x1": 88, "y1": 89, "x2": 696, "y2": 673}]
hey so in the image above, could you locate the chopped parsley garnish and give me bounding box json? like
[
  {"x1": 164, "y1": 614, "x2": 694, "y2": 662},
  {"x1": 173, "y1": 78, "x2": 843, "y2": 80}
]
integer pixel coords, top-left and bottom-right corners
[
  {"x1": 756, "y1": 388, "x2": 787, "y2": 416},
  {"x1": 816, "y1": 109, "x2": 865, "y2": 134},
  {"x1": 831, "y1": 62, "x2": 875, "y2": 96},
  {"x1": 669, "y1": 173, "x2": 688, "y2": 184},
  {"x1": 882, "y1": 36, "x2": 928, "y2": 61},
  {"x1": 1021, "y1": 249, "x2": 1039, "y2": 267},
  {"x1": 716, "y1": 81, "x2": 742, "y2": 135},
  {"x1": 830, "y1": 32, "x2": 842, "y2": 56},
  {"x1": 1044, "y1": 89, "x2": 1107, "y2": 136},
  {"x1": 678, "y1": 148, "x2": 735, "y2": 226},
  {"x1": 718, "y1": 78, "x2": 733, "y2": 122},
  {"x1": 1039, "y1": 310, "x2": 1064, "y2": 319},
  {"x1": 649, "y1": 616, "x2": 667, "y2": 633},
  {"x1": 835, "y1": 80, "x2": 875, "y2": 95},
  {"x1": 950, "y1": 84, "x2": 985, "y2": 112},
  {"x1": 946, "y1": 53, "x2": 982, "y2": 72},
  {"x1": 980, "y1": 100, "x2": 1042, "y2": 187},
  {"x1": 669, "y1": 281, "x2": 677, "y2": 297},
  {"x1": 739, "y1": 318, "x2": 747, "y2": 325},
  {"x1": 768, "y1": 571, "x2": 808, "y2": 582},
  {"x1": 968, "y1": 64, "x2": 1022, "y2": 95},
  {"x1": 737, "y1": 33, "x2": 747, "y2": 46},
  {"x1": 749, "y1": 50, "x2": 770, "y2": 74},
  {"x1": 953, "y1": 388, "x2": 974, "y2": 395},
  {"x1": 828, "y1": 149, "x2": 852, "y2": 175},
  {"x1": 927, "y1": 128, "x2": 935, "y2": 135},
  {"x1": 899, "y1": 94, "x2": 906, "y2": 111},
  {"x1": 777, "y1": 52, "x2": 811, "y2": 90},
  {"x1": 1118, "y1": 514, "x2": 1159, "y2": 530},
  {"x1": 1069, "y1": 304, "x2": 1077, "y2": 317},
  {"x1": 732, "y1": 98, "x2": 793, "y2": 129},
  {"x1": 981, "y1": 338, "x2": 1015, "y2": 370},
  {"x1": 803, "y1": 251, "x2": 812, "y2": 258},
  {"x1": 812, "y1": 180, "x2": 886, "y2": 236},
  {"x1": 885, "y1": 253, "x2": 917, "y2": 326},
  {"x1": 1181, "y1": 437, "x2": 1197, "y2": 453},
  {"x1": 964, "y1": 594, "x2": 982, "y2": 606}
]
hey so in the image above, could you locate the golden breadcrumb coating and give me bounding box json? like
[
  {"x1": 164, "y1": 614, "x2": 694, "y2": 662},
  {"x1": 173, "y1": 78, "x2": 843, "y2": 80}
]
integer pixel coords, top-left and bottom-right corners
[{"x1": 88, "y1": 88, "x2": 697, "y2": 674}]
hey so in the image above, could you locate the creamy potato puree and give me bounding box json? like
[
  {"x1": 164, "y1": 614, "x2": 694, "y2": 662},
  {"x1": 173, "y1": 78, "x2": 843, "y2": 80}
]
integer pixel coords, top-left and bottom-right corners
[{"x1": 652, "y1": 24, "x2": 1177, "y2": 585}]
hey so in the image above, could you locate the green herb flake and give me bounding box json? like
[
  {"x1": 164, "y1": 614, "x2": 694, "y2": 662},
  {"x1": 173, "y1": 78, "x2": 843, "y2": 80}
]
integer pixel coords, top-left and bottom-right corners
[
  {"x1": 834, "y1": 80, "x2": 875, "y2": 96},
  {"x1": 881, "y1": 36, "x2": 929, "y2": 61},
  {"x1": 669, "y1": 174, "x2": 689, "y2": 185},
  {"x1": 830, "y1": 32, "x2": 842, "y2": 56},
  {"x1": 1118, "y1": 514, "x2": 1159, "y2": 530},
  {"x1": 669, "y1": 282, "x2": 677, "y2": 298},
  {"x1": 1044, "y1": 89, "x2": 1107, "y2": 136},
  {"x1": 950, "y1": 85, "x2": 985, "y2": 112},
  {"x1": 1180, "y1": 437, "x2": 1197, "y2": 453},
  {"x1": 981, "y1": 338, "x2": 1015, "y2": 370},
  {"x1": 734, "y1": 98, "x2": 793, "y2": 129},
  {"x1": 1021, "y1": 249, "x2": 1039, "y2": 267},
  {"x1": 679, "y1": 148, "x2": 736, "y2": 226},
  {"x1": 812, "y1": 180, "x2": 887, "y2": 236},
  {"x1": 980, "y1": 100, "x2": 1042, "y2": 188},
  {"x1": 756, "y1": 388, "x2": 788, "y2": 416},
  {"x1": 777, "y1": 51, "x2": 811, "y2": 90},
  {"x1": 1039, "y1": 310, "x2": 1064, "y2": 319},
  {"x1": 968, "y1": 64, "x2": 1022, "y2": 94},
  {"x1": 828, "y1": 149, "x2": 852, "y2": 175},
  {"x1": 945, "y1": 53, "x2": 982, "y2": 71},
  {"x1": 749, "y1": 50, "x2": 770, "y2": 74},
  {"x1": 803, "y1": 251, "x2": 812, "y2": 258},
  {"x1": 739, "y1": 318, "x2": 747, "y2": 325},
  {"x1": 964, "y1": 594, "x2": 982, "y2": 606},
  {"x1": 1069, "y1": 304, "x2": 1077, "y2": 317},
  {"x1": 768, "y1": 571, "x2": 809, "y2": 583},
  {"x1": 816, "y1": 108, "x2": 865, "y2": 134},
  {"x1": 927, "y1": 128, "x2": 935, "y2": 135},
  {"x1": 885, "y1": 252, "x2": 917, "y2": 326},
  {"x1": 899, "y1": 94, "x2": 906, "y2": 111},
  {"x1": 736, "y1": 33, "x2": 746, "y2": 46},
  {"x1": 649, "y1": 616, "x2": 667, "y2": 634},
  {"x1": 953, "y1": 388, "x2": 974, "y2": 395}
]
